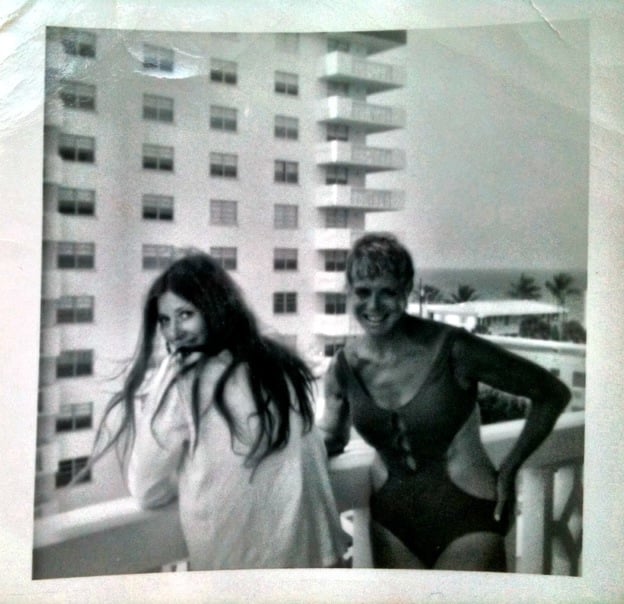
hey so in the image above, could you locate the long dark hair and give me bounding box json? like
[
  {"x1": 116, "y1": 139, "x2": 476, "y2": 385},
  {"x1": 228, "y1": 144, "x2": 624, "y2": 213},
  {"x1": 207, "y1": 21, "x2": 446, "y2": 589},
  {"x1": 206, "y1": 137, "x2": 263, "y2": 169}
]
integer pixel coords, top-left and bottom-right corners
[{"x1": 90, "y1": 252, "x2": 315, "y2": 473}]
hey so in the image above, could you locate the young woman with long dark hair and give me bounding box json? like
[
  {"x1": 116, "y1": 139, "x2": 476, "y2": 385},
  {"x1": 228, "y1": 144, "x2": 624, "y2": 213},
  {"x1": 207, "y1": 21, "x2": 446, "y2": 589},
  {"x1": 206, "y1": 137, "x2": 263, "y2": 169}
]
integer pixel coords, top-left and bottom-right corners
[{"x1": 90, "y1": 252, "x2": 345, "y2": 570}]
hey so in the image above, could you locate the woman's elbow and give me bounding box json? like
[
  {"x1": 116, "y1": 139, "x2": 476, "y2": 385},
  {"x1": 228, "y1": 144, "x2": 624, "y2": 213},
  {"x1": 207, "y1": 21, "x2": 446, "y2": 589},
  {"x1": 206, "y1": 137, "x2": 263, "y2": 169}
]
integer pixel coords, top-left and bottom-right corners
[{"x1": 556, "y1": 380, "x2": 572, "y2": 411}]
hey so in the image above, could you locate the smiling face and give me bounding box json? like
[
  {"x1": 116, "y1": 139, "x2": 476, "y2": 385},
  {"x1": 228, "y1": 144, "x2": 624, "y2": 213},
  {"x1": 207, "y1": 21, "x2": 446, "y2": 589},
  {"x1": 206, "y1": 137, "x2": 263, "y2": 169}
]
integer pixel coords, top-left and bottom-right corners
[
  {"x1": 349, "y1": 273, "x2": 409, "y2": 337},
  {"x1": 157, "y1": 290, "x2": 208, "y2": 353}
]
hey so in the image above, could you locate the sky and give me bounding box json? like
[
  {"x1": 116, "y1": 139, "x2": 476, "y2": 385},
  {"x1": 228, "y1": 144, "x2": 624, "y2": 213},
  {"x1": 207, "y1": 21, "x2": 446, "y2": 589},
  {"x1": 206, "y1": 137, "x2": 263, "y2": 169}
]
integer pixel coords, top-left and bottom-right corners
[{"x1": 368, "y1": 21, "x2": 589, "y2": 271}]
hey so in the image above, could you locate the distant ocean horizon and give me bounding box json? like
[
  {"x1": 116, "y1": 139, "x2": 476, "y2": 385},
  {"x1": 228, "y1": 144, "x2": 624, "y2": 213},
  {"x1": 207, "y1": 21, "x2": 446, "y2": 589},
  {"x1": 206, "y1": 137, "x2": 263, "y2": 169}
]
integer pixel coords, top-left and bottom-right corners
[{"x1": 417, "y1": 268, "x2": 588, "y2": 325}]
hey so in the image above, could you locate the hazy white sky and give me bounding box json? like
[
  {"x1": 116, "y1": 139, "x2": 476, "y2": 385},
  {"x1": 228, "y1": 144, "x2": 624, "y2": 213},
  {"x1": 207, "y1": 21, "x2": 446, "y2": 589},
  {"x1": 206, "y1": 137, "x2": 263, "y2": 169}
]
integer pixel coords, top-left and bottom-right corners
[{"x1": 369, "y1": 21, "x2": 589, "y2": 271}]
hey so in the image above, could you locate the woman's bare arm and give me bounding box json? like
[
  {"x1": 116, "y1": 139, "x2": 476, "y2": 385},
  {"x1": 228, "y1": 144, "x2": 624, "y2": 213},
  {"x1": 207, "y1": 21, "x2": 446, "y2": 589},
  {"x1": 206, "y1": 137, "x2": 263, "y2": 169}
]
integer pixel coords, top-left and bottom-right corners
[
  {"x1": 316, "y1": 354, "x2": 352, "y2": 456},
  {"x1": 452, "y1": 332, "x2": 571, "y2": 518}
]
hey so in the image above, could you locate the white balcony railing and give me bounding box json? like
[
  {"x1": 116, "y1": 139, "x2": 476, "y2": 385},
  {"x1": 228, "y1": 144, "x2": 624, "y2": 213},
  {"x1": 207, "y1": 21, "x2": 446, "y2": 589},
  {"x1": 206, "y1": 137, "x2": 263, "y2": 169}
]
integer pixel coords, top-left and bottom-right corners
[
  {"x1": 318, "y1": 97, "x2": 406, "y2": 133},
  {"x1": 314, "y1": 271, "x2": 346, "y2": 292},
  {"x1": 40, "y1": 326, "x2": 62, "y2": 356},
  {"x1": 36, "y1": 440, "x2": 60, "y2": 476},
  {"x1": 316, "y1": 186, "x2": 405, "y2": 212},
  {"x1": 314, "y1": 228, "x2": 365, "y2": 250},
  {"x1": 32, "y1": 412, "x2": 584, "y2": 579},
  {"x1": 38, "y1": 383, "x2": 61, "y2": 416},
  {"x1": 316, "y1": 141, "x2": 405, "y2": 172},
  {"x1": 312, "y1": 313, "x2": 362, "y2": 337},
  {"x1": 320, "y1": 51, "x2": 406, "y2": 93}
]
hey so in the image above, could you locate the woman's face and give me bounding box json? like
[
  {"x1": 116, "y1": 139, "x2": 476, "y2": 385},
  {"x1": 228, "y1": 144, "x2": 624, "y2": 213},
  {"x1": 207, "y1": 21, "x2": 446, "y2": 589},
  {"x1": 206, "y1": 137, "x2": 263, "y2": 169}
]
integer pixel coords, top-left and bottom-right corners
[
  {"x1": 349, "y1": 272, "x2": 409, "y2": 337},
  {"x1": 157, "y1": 291, "x2": 208, "y2": 353}
]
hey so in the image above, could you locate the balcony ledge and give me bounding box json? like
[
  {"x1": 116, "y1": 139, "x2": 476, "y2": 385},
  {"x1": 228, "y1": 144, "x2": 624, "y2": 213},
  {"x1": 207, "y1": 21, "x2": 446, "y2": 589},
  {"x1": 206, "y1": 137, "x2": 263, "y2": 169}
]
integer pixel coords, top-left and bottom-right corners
[{"x1": 33, "y1": 411, "x2": 584, "y2": 579}]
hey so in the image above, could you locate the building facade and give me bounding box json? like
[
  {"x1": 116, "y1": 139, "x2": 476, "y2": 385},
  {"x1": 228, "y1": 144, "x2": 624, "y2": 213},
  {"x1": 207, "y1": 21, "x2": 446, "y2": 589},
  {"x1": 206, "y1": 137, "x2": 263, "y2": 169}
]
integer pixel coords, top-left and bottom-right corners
[{"x1": 36, "y1": 28, "x2": 407, "y2": 516}]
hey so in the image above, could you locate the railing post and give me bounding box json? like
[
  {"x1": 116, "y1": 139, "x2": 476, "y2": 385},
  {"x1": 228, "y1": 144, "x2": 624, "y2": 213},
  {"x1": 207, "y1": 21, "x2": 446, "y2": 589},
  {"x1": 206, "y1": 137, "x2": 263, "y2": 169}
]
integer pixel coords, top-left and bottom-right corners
[
  {"x1": 515, "y1": 467, "x2": 550, "y2": 574},
  {"x1": 351, "y1": 507, "x2": 373, "y2": 568}
]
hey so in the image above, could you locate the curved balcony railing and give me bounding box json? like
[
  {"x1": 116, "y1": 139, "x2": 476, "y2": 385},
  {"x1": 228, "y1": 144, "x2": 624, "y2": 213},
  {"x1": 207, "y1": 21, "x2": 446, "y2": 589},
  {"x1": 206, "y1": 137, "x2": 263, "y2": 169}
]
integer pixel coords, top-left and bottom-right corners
[
  {"x1": 33, "y1": 411, "x2": 584, "y2": 579},
  {"x1": 316, "y1": 141, "x2": 405, "y2": 172},
  {"x1": 317, "y1": 97, "x2": 406, "y2": 133},
  {"x1": 319, "y1": 51, "x2": 406, "y2": 93},
  {"x1": 316, "y1": 186, "x2": 405, "y2": 212}
]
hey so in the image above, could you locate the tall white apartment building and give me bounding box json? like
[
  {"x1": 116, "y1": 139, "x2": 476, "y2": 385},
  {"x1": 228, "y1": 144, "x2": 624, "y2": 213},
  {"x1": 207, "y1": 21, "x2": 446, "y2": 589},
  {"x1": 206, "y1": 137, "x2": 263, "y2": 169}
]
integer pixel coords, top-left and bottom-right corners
[{"x1": 36, "y1": 28, "x2": 406, "y2": 516}]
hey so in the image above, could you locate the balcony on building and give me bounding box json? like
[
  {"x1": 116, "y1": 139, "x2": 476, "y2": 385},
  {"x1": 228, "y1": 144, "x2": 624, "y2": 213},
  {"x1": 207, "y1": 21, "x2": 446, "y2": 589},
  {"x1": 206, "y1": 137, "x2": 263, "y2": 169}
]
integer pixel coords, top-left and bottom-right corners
[
  {"x1": 32, "y1": 410, "x2": 584, "y2": 578},
  {"x1": 318, "y1": 97, "x2": 406, "y2": 133},
  {"x1": 38, "y1": 384, "x2": 61, "y2": 417},
  {"x1": 40, "y1": 325, "x2": 62, "y2": 357},
  {"x1": 319, "y1": 51, "x2": 406, "y2": 94},
  {"x1": 35, "y1": 473, "x2": 59, "y2": 518},
  {"x1": 314, "y1": 271, "x2": 346, "y2": 292},
  {"x1": 328, "y1": 30, "x2": 407, "y2": 55},
  {"x1": 312, "y1": 313, "x2": 358, "y2": 337},
  {"x1": 316, "y1": 186, "x2": 405, "y2": 212},
  {"x1": 41, "y1": 270, "x2": 64, "y2": 299},
  {"x1": 314, "y1": 228, "x2": 365, "y2": 250},
  {"x1": 316, "y1": 141, "x2": 405, "y2": 172}
]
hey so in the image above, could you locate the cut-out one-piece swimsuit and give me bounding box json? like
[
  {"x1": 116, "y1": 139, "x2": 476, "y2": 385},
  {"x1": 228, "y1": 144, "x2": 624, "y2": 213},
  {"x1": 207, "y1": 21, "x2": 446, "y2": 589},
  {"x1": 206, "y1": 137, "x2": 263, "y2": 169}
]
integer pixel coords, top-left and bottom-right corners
[{"x1": 334, "y1": 326, "x2": 509, "y2": 568}]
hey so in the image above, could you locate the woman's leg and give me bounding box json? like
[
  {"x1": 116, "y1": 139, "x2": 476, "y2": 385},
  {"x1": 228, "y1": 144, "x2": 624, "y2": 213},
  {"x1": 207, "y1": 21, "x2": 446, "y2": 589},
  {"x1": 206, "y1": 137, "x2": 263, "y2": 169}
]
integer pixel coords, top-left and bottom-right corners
[
  {"x1": 370, "y1": 519, "x2": 425, "y2": 569},
  {"x1": 434, "y1": 532, "x2": 506, "y2": 572}
]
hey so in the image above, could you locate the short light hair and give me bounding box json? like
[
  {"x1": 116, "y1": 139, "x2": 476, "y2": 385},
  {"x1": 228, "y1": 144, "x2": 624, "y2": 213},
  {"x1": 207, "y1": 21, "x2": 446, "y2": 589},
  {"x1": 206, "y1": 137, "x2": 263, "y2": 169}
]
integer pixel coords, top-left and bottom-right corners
[{"x1": 346, "y1": 233, "x2": 415, "y2": 294}]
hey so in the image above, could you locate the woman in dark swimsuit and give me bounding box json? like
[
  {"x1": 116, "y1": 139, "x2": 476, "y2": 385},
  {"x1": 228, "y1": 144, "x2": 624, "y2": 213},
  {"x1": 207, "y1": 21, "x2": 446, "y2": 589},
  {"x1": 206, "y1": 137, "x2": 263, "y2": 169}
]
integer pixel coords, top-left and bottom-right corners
[{"x1": 318, "y1": 233, "x2": 571, "y2": 571}]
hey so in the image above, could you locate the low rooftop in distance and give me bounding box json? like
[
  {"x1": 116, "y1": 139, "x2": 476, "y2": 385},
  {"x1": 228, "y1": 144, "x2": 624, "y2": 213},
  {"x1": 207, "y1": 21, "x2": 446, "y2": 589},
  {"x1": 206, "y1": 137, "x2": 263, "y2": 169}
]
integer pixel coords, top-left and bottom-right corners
[{"x1": 411, "y1": 299, "x2": 565, "y2": 318}]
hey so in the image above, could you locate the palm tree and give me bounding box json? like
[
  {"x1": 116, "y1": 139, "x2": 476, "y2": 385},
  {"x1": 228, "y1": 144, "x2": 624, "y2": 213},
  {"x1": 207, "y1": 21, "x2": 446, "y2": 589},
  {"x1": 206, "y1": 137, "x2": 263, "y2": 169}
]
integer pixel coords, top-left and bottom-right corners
[
  {"x1": 545, "y1": 272, "x2": 580, "y2": 307},
  {"x1": 545, "y1": 272, "x2": 581, "y2": 341},
  {"x1": 508, "y1": 273, "x2": 542, "y2": 300},
  {"x1": 422, "y1": 284, "x2": 444, "y2": 303},
  {"x1": 449, "y1": 284, "x2": 479, "y2": 303}
]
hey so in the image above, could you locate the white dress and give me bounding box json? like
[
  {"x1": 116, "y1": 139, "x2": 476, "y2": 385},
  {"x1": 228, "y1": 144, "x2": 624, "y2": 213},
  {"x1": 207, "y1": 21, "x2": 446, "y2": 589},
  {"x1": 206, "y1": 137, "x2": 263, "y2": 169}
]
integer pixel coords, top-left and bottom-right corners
[{"x1": 127, "y1": 349, "x2": 346, "y2": 570}]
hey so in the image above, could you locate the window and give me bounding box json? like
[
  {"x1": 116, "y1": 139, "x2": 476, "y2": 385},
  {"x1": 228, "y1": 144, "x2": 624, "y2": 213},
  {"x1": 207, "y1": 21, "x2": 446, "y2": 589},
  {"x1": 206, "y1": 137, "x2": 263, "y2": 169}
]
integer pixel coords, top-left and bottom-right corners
[
  {"x1": 274, "y1": 204, "x2": 298, "y2": 229},
  {"x1": 58, "y1": 134, "x2": 95, "y2": 162},
  {"x1": 327, "y1": 123, "x2": 349, "y2": 142},
  {"x1": 328, "y1": 38, "x2": 350, "y2": 52},
  {"x1": 572, "y1": 371, "x2": 586, "y2": 388},
  {"x1": 325, "y1": 208, "x2": 349, "y2": 228},
  {"x1": 210, "y1": 58, "x2": 237, "y2": 84},
  {"x1": 56, "y1": 402, "x2": 93, "y2": 432},
  {"x1": 210, "y1": 247, "x2": 237, "y2": 270},
  {"x1": 143, "y1": 44, "x2": 174, "y2": 72},
  {"x1": 210, "y1": 153, "x2": 237, "y2": 178},
  {"x1": 275, "y1": 115, "x2": 298, "y2": 140},
  {"x1": 58, "y1": 187, "x2": 95, "y2": 216},
  {"x1": 56, "y1": 350, "x2": 93, "y2": 378},
  {"x1": 142, "y1": 244, "x2": 174, "y2": 270},
  {"x1": 143, "y1": 144, "x2": 174, "y2": 171},
  {"x1": 275, "y1": 33, "x2": 299, "y2": 53},
  {"x1": 324, "y1": 250, "x2": 348, "y2": 271},
  {"x1": 55, "y1": 456, "x2": 91, "y2": 488},
  {"x1": 143, "y1": 94, "x2": 173, "y2": 122},
  {"x1": 325, "y1": 165, "x2": 348, "y2": 185},
  {"x1": 325, "y1": 293, "x2": 347, "y2": 315},
  {"x1": 274, "y1": 160, "x2": 298, "y2": 183},
  {"x1": 142, "y1": 194, "x2": 174, "y2": 220},
  {"x1": 56, "y1": 296, "x2": 94, "y2": 323},
  {"x1": 274, "y1": 292, "x2": 297, "y2": 314},
  {"x1": 60, "y1": 81, "x2": 95, "y2": 110},
  {"x1": 549, "y1": 368, "x2": 560, "y2": 378},
  {"x1": 324, "y1": 337, "x2": 346, "y2": 357},
  {"x1": 56, "y1": 242, "x2": 95, "y2": 269},
  {"x1": 327, "y1": 81, "x2": 350, "y2": 97},
  {"x1": 275, "y1": 71, "x2": 298, "y2": 96},
  {"x1": 62, "y1": 30, "x2": 96, "y2": 57},
  {"x1": 210, "y1": 199, "x2": 238, "y2": 226},
  {"x1": 274, "y1": 248, "x2": 298, "y2": 270},
  {"x1": 210, "y1": 105, "x2": 237, "y2": 131}
]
